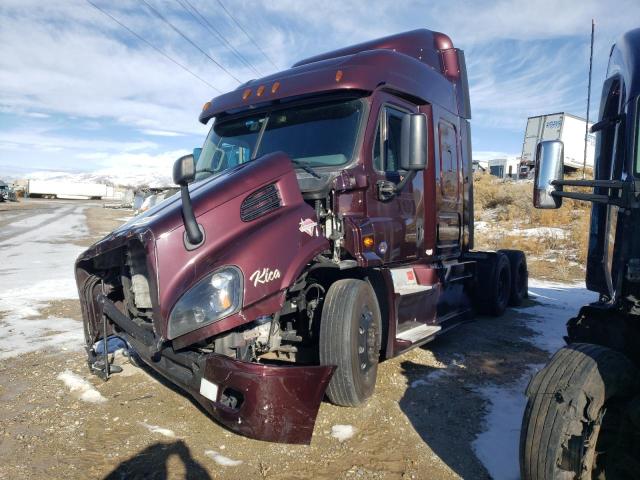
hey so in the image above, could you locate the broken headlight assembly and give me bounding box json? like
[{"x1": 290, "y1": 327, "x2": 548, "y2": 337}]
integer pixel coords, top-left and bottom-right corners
[{"x1": 167, "y1": 266, "x2": 243, "y2": 339}]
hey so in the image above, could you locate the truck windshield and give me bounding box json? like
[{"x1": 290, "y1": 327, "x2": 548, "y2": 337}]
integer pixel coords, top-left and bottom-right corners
[{"x1": 195, "y1": 98, "x2": 363, "y2": 181}]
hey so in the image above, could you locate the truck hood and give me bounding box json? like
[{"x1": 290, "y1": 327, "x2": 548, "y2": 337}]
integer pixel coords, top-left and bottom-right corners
[{"x1": 78, "y1": 152, "x2": 330, "y2": 346}]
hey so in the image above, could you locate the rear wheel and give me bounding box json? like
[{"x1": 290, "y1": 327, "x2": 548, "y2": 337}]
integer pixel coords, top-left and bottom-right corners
[
  {"x1": 319, "y1": 279, "x2": 382, "y2": 406},
  {"x1": 474, "y1": 252, "x2": 511, "y2": 316},
  {"x1": 499, "y1": 249, "x2": 528, "y2": 306},
  {"x1": 520, "y1": 343, "x2": 639, "y2": 479}
]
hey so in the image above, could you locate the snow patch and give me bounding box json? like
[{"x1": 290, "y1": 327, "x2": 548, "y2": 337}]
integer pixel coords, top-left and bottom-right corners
[
  {"x1": 472, "y1": 373, "x2": 533, "y2": 480},
  {"x1": 331, "y1": 424, "x2": 356, "y2": 442},
  {"x1": 204, "y1": 450, "x2": 243, "y2": 467},
  {"x1": 139, "y1": 422, "x2": 176, "y2": 438},
  {"x1": 57, "y1": 370, "x2": 107, "y2": 403},
  {"x1": 474, "y1": 221, "x2": 489, "y2": 232},
  {"x1": 509, "y1": 226, "x2": 567, "y2": 238},
  {"x1": 0, "y1": 206, "x2": 87, "y2": 358},
  {"x1": 410, "y1": 354, "x2": 466, "y2": 388}
]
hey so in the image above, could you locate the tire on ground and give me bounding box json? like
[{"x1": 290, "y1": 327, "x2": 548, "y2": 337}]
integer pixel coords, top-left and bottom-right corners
[
  {"x1": 498, "y1": 249, "x2": 528, "y2": 306},
  {"x1": 319, "y1": 278, "x2": 382, "y2": 407},
  {"x1": 473, "y1": 252, "x2": 511, "y2": 316},
  {"x1": 520, "y1": 343, "x2": 638, "y2": 479}
]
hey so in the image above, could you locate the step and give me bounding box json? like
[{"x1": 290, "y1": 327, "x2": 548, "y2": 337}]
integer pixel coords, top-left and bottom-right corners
[
  {"x1": 395, "y1": 284, "x2": 435, "y2": 296},
  {"x1": 396, "y1": 324, "x2": 442, "y2": 343},
  {"x1": 390, "y1": 267, "x2": 436, "y2": 296}
]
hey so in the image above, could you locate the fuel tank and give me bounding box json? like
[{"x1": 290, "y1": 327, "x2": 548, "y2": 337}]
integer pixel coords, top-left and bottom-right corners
[{"x1": 77, "y1": 152, "x2": 330, "y2": 347}]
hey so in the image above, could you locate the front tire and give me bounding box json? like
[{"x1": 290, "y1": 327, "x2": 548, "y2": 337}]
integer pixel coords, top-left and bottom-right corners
[
  {"x1": 319, "y1": 279, "x2": 382, "y2": 407},
  {"x1": 520, "y1": 343, "x2": 639, "y2": 479}
]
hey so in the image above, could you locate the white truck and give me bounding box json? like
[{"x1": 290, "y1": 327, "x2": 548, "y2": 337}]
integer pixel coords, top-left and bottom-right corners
[
  {"x1": 27, "y1": 180, "x2": 117, "y2": 200},
  {"x1": 520, "y1": 112, "x2": 596, "y2": 176}
]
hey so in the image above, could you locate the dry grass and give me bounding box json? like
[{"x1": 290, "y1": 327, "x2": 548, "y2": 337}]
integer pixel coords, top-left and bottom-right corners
[{"x1": 473, "y1": 171, "x2": 592, "y2": 282}]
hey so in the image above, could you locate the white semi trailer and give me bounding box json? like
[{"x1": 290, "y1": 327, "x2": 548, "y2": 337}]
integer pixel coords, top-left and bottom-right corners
[
  {"x1": 521, "y1": 112, "x2": 596, "y2": 175},
  {"x1": 27, "y1": 180, "x2": 117, "y2": 200}
]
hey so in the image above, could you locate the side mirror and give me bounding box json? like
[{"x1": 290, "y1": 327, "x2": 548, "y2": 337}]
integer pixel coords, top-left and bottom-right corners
[
  {"x1": 400, "y1": 113, "x2": 428, "y2": 171},
  {"x1": 533, "y1": 140, "x2": 564, "y2": 209},
  {"x1": 172, "y1": 153, "x2": 203, "y2": 247},
  {"x1": 173, "y1": 154, "x2": 196, "y2": 187}
]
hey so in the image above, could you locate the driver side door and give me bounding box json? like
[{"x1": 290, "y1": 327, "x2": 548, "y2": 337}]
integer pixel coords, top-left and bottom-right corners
[{"x1": 367, "y1": 97, "x2": 424, "y2": 263}]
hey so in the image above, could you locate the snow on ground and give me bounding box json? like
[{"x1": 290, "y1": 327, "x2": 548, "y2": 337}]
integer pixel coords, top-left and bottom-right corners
[
  {"x1": 331, "y1": 425, "x2": 357, "y2": 442},
  {"x1": 26, "y1": 168, "x2": 173, "y2": 189},
  {"x1": 0, "y1": 206, "x2": 87, "y2": 358},
  {"x1": 57, "y1": 370, "x2": 107, "y2": 403},
  {"x1": 473, "y1": 280, "x2": 597, "y2": 479},
  {"x1": 410, "y1": 354, "x2": 466, "y2": 388},
  {"x1": 509, "y1": 227, "x2": 567, "y2": 239},
  {"x1": 204, "y1": 450, "x2": 243, "y2": 467},
  {"x1": 139, "y1": 422, "x2": 176, "y2": 439}
]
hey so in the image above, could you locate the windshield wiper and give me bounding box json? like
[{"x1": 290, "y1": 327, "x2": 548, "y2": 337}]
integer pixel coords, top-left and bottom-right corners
[{"x1": 291, "y1": 160, "x2": 321, "y2": 179}]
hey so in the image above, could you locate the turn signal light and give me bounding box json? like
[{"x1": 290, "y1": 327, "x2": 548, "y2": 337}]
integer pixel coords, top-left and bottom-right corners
[
  {"x1": 363, "y1": 236, "x2": 374, "y2": 249},
  {"x1": 242, "y1": 88, "x2": 252, "y2": 100}
]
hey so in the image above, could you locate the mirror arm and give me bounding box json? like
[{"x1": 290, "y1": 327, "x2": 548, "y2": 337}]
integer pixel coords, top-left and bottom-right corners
[
  {"x1": 394, "y1": 170, "x2": 417, "y2": 193},
  {"x1": 180, "y1": 185, "x2": 203, "y2": 245},
  {"x1": 550, "y1": 190, "x2": 622, "y2": 205}
]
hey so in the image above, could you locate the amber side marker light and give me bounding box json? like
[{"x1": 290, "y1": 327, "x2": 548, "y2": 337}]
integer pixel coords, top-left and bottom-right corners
[
  {"x1": 335, "y1": 70, "x2": 343, "y2": 82},
  {"x1": 256, "y1": 85, "x2": 265, "y2": 97},
  {"x1": 202, "y1": 101, "x2": 211, "y2": 111},
  {"x1": 363, "y1": 236, "x2": 374, "y2": 249},
  {"x1": 242, "y1": 88, "x2": 252, "y2": 100},
  {"x1": 271, "y1": 81, "x2": 280, "y2": 94}
]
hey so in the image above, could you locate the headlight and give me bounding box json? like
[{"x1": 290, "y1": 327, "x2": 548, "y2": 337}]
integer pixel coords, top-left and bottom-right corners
[{"x1": 167, "y1": 266, "x2": 242, "y2": 339}]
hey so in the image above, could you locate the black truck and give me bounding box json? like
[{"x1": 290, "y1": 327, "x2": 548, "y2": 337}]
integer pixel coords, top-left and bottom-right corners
[{"x1": 520, "y1": 27, "x2": 640, "y2": 479}]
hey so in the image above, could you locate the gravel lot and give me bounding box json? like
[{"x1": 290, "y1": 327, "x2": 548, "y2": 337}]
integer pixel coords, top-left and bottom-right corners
[{"x1": 0, "y1": 199, "x2": 593, "y2": 479}]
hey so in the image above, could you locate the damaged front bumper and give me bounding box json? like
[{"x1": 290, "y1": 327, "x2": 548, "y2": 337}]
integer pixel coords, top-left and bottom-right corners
[{"x1": 97, "y1": 295, "x2": 335, "y2": 444}]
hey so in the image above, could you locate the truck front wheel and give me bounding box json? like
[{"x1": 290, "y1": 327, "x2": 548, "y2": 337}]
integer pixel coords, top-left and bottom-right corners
[
  {"x1": 520, "y1": 343, "x2": 639, "y2": 479},
  {"x1": 319, "y1": 279, "x2": 382, "y2": 407}
]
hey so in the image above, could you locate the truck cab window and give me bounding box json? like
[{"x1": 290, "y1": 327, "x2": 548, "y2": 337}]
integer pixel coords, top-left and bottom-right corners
[
  {"x1": 439, "y1": 120, "x2": 459, "y2": 199},
  {"x1": 195, "y1": 117, "x2": 264, "y2": 181},
  {"x1": 196, "y1": 98, "x2": 364, "y2": 182},
  {"x1": 374, "y1": 106, "x2": 407, "y2": 174}
]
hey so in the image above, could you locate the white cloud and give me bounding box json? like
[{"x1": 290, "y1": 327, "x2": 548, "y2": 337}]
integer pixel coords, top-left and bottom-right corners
[{"x1": 140, "y1": 128, "x2": 186, "y2": 137}]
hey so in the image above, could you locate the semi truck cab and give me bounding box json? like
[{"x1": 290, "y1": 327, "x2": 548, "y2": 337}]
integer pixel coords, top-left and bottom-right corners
[{"x1": 76, "y1": 29, "x2": 526, "y2": 444}]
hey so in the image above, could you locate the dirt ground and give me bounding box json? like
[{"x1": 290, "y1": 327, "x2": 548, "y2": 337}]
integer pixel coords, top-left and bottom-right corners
[{"x1": 0, "y1": 199, "x2": 570, "y2": 479}]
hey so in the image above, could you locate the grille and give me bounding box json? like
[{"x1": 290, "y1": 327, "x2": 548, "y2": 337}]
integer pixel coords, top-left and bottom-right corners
[{"x1": 240, "y1": 184, "x2": 281, "y2": 222}]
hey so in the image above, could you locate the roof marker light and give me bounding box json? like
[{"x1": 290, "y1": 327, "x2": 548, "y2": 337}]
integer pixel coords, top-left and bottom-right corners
[
  {"x1": 202, "y1": 101, "x2": 211, "y2": 111},
  {"x1": 256, "y1": 85, "x2": 265, "y2": 97},
  {"x1": 242, "y1": 88, "x2": 252, "y2": 100},
  {"x1": 335, "y1": 70, "x2": 343, "y2": 82},
  {"x1": 271, "y1": 81, "x2": 280, "y2": 94}
]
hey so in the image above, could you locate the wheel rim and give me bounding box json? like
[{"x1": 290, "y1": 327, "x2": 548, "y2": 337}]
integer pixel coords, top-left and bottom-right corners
[{"x1": 357, "y1": 306, "x2": 377, "y2": 372}]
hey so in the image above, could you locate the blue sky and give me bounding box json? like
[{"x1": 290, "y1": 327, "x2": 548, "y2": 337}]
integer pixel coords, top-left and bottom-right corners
[{"x1": 1, "y1": 0, "x2": 639, "y2": 177}]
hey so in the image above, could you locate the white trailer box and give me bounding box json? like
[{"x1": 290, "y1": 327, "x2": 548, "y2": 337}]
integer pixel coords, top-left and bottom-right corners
[
  {"x1": 27, "y1": 180, "x2": 109, "y2": 200},
  {"x1": 521, "y1": 113, "x2": 596, "y2": 170},
  {"x1": 488, "y1": 157, "x2": 520, "y2": 179}
]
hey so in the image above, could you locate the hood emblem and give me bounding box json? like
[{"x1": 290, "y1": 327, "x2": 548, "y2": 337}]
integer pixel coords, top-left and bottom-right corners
[{"x1": 299, "y1": 218, "x2": 318, "y2": 237}]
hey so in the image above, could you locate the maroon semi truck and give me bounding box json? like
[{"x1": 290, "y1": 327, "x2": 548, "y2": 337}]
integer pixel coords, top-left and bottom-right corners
[{"x1": 76, "y1": 29, "x2": 527, "y2": 444}]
